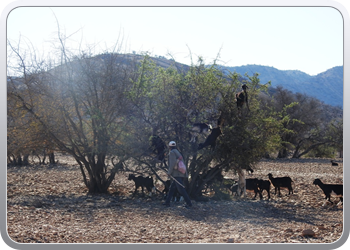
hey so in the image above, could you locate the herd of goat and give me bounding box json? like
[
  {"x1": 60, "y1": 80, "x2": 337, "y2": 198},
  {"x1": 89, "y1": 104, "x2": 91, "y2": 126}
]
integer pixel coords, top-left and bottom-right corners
[
  {"x1": 146, "y1": 126, "x2": 343, "y2": 206},
  {"x1": 127, "y1": 161, "x2": 343, "y2": 206},
  {"x1": 133, "y1": 85, "x2": 343, "y2": 206}
]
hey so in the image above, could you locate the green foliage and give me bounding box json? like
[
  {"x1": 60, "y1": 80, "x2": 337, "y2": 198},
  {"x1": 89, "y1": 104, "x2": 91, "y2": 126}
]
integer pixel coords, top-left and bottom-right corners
[
  {"x1": 268, "y1": 86, "x2": 343, "y2": 158},
  {"x1": 125, "y1": 56, "x2": 288, "y2": 198}
]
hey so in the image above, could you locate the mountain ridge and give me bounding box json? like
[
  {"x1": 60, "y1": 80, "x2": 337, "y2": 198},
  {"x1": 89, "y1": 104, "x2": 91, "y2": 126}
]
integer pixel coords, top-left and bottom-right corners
[
  {"x1": 82, "y1": 54, "x2": 344, "y2": 107},
  {"x1": 222, "y1": 64, "x2": 343, "y2": 107},
  {"x1": 12, "y1": 52, "x2": 341, "y2": 107}
]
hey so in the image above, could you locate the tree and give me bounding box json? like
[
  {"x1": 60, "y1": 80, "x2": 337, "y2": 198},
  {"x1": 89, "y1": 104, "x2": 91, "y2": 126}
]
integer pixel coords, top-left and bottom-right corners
[
  {"x1": 268, "y1": 86, "x2": 343, "y2": 158},
  {"x1": 124, "y1": 56, "x2": 283, "y2": 199},
  {"x1": 7, "y1": 38, "x2": 59, "y2": 166},
  {"x1": 7, "y1": 33, "x2": 138, "y2": 192}
]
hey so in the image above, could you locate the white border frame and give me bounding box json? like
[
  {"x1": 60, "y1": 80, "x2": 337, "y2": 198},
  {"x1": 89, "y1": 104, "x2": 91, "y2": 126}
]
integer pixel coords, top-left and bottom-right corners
[{"x1": 1, "y1": 1, "x2": 349, "y2": 250}]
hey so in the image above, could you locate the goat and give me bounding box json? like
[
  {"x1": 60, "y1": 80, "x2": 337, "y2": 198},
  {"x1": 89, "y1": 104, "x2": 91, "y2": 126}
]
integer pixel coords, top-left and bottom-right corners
[
  {"x1": 162, "y1": 180, "x2": 181, "y2": 202},
  {"x1": 128, "y1": 174, "x2": 155, "y2": 196},
  {"x1": 236, "y1": 84, "x2": 250, "y2": 116},
  {"x1": 236, "y1": 177, "x2": 270, "y2": 200},
  {"x1": 198, "y1": 127, "x2": 222, "y2": 150},
  {"x1": 189, "y1": 123, "x2": 212, "y2": 143},
  {"x1": 257, "y1": 179, "x2": 271, "y2": 200},
  {"x1": 268, "y1": 173, "x2": 293, "y2": 196},
  {"x1": 313, "y1": 178, "x2": 343, "y2": 205},
  {"x1": 239, "y1": 178, "x2": 262, "y2": 199},
  {"x1": 229, "y1": 184, "x2": 239, "y2": 196},
  {"x1": 149, "y1": 135, "x2": 167, "y2": 164},
  {"x1": 331, "y1": 160, "x2": 339, "y2": 166},
  {"x1": 223, "y1": 178, "x2": 238, "y2": 195}
]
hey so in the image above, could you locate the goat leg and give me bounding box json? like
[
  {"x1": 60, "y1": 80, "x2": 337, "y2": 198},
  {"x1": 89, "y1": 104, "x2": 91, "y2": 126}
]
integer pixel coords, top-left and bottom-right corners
[{"x1": 133, "y1": 185, "x2": 139, "y2": 195}]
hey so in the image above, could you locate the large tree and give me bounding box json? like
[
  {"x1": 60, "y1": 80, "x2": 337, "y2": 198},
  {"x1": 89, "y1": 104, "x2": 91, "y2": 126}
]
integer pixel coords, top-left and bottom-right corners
[
  {"x1": 8, "y1": 35, "x2": 138, "y2": 192},
  {"x1": 125, "y1": 57, "x2": 283, "y2": 199}
]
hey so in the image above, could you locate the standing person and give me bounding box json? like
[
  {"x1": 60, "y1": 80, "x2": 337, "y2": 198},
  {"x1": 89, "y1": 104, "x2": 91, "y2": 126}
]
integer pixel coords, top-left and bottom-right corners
[{"x1": 163, "y1": 141, "x2": 193, "y2": 208}]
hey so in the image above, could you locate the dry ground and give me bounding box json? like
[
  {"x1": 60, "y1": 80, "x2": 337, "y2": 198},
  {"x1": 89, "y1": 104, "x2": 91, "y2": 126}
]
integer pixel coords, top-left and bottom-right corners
[{"x1": 7, "y1": 156, "x2": 344, "y2": 244}]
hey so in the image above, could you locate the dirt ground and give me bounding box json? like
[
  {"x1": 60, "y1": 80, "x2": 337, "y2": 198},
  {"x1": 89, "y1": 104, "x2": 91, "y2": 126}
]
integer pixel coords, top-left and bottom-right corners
[{"x1": 7, "y1": 156, "x2": 344, "y2": 244}]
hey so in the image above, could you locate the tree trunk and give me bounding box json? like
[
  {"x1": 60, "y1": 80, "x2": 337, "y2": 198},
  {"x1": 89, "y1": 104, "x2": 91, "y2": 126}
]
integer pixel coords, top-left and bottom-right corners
[
  {"x1": 278, "y1": 148, "x2": 288, "y2": 158},
  {"x1": 16, "y1": 154, "x2": 22, "y2": 166},
  {"x1": 294, "y1": 142, "x2": 328, "y2": 159},
  {"x1": 49, "y1": 152, "x2": 56, "y2": 164},
  {"x1": 77, "y1": 153, "x2": 117, "y2": 194}
]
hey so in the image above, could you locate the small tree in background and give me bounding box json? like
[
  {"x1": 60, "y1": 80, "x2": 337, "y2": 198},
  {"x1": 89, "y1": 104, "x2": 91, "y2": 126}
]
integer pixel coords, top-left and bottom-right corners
[{"x1": 268, "y1": 86, "x2": 343, "y2": 158}]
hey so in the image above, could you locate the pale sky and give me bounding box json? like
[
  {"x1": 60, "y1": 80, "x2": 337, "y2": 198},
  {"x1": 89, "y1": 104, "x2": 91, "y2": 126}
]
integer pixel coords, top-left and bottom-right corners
[{"x1": 7, "y1": 6, "x2": 344, "y2": 76}]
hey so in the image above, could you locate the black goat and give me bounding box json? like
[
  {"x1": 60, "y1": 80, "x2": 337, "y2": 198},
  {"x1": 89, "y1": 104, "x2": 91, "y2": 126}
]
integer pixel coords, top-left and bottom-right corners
[
  {"x1": 128, "y1": 174, "x2": 155, "y2": 196},
  {"x1": 198, "y1": 127, "x2": 222, "y2": 150},
  {"x1": 162, "y1": 180, "x2": 181, "y2": 202},
  {"x1": 257, "y1": 179, "x2": 271, "y2": 200},
  {"x1": 313, "y1": 178, "x2": 343, "y2": 204},
  {"x1": 229, "y1": 184, "x2": 239, "y2": 196},
  {"x1": 331, "y1": 160, "x2": 339, "y2": 166},
  {"x1": 149, "y1": 135, "x2": 167, "y2": 163},
  {"x1": 236, "y1": 84, "x2": 250, "y2": 116},
  {"x1": 268, "y1": 173, "x2": 293, "y2": 196},
  {"x1": 189, "y1": 123, "x2": 212, "y2": 143},
  {"x1": 223, "y1": 178, "x2": 237, "y2": 195},
  {"x1": 239, "y1": 178, "x2": 261, "y2": 199},
  {"x1": 236, "y1": 177, "x2": 270, "y2": 200}
]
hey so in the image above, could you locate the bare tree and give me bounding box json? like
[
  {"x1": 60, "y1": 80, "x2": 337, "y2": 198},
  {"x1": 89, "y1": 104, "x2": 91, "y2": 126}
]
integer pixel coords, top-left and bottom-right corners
[{"x1": 7, "y1": 27, "x2": 139, "y2": 192}]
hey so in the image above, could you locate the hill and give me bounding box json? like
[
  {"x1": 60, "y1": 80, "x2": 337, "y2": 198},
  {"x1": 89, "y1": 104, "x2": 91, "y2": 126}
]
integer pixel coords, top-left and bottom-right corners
[
  {"x1": 127, "y1": 56, "x2": 343, "y2": 107},
  {"x1": 12, "y1": 53, "x2": 341, "y2": 107},
  {"x1": 223, "y1": 64, "x2": 343, "y2": 107}
]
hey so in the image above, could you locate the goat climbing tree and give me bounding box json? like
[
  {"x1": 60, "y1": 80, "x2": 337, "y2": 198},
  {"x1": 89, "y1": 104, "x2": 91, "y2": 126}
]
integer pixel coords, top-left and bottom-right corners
[{"x1": 125, "y1": 56, "x2": 285, "y2": 199}]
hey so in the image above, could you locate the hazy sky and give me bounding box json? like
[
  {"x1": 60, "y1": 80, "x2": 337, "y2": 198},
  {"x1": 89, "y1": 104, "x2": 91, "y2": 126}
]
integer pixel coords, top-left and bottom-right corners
[{"x1": 7, "y1": 6, "x2": 343, "y2": 76}]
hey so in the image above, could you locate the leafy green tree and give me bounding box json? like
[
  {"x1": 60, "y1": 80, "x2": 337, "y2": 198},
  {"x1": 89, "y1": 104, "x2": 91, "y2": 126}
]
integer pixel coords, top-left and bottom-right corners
[
  {"x1": 269, "y1": 86, "x2": 342, "y2": 158},
  {"x1": 125, "y1": 57, "x2": 284, "y2": 199}
]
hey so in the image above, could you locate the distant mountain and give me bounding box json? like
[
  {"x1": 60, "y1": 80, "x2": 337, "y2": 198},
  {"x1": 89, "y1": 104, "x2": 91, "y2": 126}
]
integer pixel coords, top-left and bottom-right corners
[
  {"x1": 17, "y1": 52, "x2": 341, "y2": 108},
  {"x1": 223, "y1": 64, "x2": 343, "y2": 107},
  {"x1": 136, "y1": 57, "x2": 343, "y2": 107},
  {"x1": 70, "y1": 54, "x2": 344, "y2": 107}
]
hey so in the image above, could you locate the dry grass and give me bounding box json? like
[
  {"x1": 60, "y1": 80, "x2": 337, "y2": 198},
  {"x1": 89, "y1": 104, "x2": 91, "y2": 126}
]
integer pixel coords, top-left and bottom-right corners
[{"x1": 7, "y1": 156, "x2": 343, "y2": 243}]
